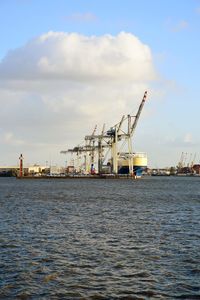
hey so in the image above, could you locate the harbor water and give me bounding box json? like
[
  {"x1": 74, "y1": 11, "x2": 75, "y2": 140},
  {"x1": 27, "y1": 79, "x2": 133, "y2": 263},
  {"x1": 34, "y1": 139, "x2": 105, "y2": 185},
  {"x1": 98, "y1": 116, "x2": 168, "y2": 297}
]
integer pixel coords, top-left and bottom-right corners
[{"x1": 0, "y1": 176, "x2": 200, "y2": 299}]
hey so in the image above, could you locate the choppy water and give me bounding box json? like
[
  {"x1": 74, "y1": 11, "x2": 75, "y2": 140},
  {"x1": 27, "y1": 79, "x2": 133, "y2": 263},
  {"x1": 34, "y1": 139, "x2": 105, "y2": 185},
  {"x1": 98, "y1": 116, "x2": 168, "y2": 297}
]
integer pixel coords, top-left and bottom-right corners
[{"x1": 0, "y1": 176, "x2": 200, "y2": 299}]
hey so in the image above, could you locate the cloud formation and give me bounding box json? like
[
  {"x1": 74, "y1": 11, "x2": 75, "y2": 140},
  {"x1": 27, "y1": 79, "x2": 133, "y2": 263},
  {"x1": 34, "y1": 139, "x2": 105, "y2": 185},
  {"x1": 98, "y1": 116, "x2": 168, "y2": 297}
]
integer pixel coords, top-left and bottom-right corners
[
  {"x1": 0, "y1": 31, "x2": 157, "y2": 165},
  {"x1": 196, "y1": 7, "x2": 200, "y2": 14},
  {"x1": 0, "y1": 31, "x2": 156, "y2": 81},
  {"x1": 164, "y1": 133, "x2": 197, "y2": 148},
  {"x1": 167, "y1": 19, "x2": 189, "y2": 32}
]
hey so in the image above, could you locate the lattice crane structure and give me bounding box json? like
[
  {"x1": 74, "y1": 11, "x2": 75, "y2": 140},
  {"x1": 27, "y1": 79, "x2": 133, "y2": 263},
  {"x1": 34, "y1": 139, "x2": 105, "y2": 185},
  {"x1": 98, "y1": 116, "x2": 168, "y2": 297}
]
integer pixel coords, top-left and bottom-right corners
[{"x1": 61, "y1": 91, "x2": 148, "y2": 175}]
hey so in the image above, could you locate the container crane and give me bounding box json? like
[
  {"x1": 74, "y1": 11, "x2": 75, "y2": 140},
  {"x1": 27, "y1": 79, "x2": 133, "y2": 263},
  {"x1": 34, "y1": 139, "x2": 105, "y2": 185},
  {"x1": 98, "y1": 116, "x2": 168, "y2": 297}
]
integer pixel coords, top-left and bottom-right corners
[
  {"x1": 109, "y1": 91, "x2": 148, "y2": 174},
  {"x1": 61, "y1": 91, "x2": 148, "y2": 175},
  {"x1": 127, "y1": 90, "x2": 147, "y2": 174}
]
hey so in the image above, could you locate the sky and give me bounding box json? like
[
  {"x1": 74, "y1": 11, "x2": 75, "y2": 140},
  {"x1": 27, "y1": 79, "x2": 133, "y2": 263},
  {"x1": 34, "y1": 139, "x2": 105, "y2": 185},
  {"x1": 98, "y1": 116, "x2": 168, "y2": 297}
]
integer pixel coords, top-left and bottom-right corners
[{"x1": 0, "y1": 0, "x2": 200, "y2": 168}]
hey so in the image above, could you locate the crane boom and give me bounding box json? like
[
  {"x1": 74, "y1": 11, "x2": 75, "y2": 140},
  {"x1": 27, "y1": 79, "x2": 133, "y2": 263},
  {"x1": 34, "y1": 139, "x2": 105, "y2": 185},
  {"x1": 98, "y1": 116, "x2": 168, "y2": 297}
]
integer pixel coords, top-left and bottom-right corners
[{"x1": 130, "y1": 91, "x2": 147, "y2": 136}]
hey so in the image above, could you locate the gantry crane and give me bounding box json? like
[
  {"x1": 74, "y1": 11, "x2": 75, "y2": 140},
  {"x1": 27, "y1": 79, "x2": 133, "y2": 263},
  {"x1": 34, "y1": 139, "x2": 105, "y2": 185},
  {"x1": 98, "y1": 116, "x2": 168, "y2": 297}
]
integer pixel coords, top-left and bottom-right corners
[
  {"x1": 61, "y1": 91, "x2": 148, "y2": 175},
  {"x1": 105, "y1": 91, "x2": 147, "y2": 174}
]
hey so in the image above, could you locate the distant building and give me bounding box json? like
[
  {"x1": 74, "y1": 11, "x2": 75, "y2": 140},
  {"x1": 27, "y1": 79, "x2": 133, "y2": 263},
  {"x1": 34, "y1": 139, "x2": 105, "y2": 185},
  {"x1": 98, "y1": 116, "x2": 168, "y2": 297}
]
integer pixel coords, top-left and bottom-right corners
[
  {"x1": 50, "y1": 165, "x2": 65, "y2": 175},
  {"x1": 0, "y1": 166, "x2": 18, "y2": 176},
  {"x1": 66, "y1": 166, "x2": 75, "y2": 174},
  {"x1": 28, "y1": 164, "x2": 46, "y2": 175}
]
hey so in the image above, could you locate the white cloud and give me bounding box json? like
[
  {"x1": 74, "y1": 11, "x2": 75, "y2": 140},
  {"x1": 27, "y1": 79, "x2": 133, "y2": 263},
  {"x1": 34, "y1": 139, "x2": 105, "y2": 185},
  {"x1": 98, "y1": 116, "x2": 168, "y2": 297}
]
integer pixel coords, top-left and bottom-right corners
[
  {"x1": 0, "y1": 31, "x2": 157, "y2": 164},
  {"x1": 170, "y1": 20, "x2": 189, "y2": 32},
  {"x1": 164, "y1": 133, "x2": 197, "y2": 148},
  {"x1": 2, "y1": 131, "x2": 25, "y2": 146},
  {"x1": 196, "y1": 7, "x2": 200, "y2": 14},
  {"x1": 183, "y1": 133, "x2": 193, "y2": 144},
  {"x1": 165, "y1": 18, "x2": 189, "y2": 33},
  {"x1": 0, "y1": 31, "x2": 156, "y2": 81}
]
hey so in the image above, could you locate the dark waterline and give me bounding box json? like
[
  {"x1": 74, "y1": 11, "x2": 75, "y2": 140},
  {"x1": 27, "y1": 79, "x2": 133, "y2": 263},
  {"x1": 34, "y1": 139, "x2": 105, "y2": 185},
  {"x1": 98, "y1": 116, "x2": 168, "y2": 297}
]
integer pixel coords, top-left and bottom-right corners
[{"x1": 0, "y1": 176, "x2": 200, "y2": 299}]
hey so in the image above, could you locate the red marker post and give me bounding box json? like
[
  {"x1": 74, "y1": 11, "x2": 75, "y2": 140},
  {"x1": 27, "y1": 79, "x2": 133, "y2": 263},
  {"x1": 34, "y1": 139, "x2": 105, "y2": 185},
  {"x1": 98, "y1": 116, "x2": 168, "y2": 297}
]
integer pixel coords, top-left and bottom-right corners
[{"x1": 19, "y1": 154, "x2": 23, "y2": 177}]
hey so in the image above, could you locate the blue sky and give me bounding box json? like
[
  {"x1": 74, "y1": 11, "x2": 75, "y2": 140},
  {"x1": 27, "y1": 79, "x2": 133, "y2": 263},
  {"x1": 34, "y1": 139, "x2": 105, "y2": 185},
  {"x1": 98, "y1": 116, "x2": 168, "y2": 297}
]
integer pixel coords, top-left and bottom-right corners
[{"x1": 0, "y1": 0, "x2": 200, "y2": 168}]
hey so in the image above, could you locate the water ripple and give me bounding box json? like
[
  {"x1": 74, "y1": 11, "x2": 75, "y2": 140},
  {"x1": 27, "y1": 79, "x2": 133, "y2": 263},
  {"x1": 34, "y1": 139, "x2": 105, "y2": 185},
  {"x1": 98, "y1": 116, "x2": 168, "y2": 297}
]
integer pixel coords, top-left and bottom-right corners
[{"x1": 0, "y1": 176, "x2": 200, "y2": 299}]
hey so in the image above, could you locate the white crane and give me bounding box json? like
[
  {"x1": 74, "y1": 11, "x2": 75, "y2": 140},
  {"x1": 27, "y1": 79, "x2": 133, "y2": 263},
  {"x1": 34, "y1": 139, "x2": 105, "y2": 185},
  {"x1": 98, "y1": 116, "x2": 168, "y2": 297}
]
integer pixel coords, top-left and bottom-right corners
[{"x1": 61, "y1": 91, "x2": 148, "y2": 175}]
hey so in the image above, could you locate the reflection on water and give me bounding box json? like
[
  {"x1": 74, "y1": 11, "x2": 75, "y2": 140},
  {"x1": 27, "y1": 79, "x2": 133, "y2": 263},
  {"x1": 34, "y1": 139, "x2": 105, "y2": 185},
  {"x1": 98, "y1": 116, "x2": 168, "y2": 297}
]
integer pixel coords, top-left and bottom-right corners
[{"x1": 0, "y1": 176, "x2": 200, "y2": 299}]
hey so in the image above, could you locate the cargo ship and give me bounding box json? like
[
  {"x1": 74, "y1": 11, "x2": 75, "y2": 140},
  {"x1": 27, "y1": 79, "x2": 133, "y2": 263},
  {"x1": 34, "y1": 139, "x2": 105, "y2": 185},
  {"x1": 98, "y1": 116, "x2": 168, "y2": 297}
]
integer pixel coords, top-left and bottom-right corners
[{"x1": 117, "y1": 152, "x2": 147, "y2": 178}]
